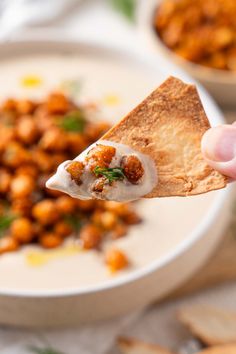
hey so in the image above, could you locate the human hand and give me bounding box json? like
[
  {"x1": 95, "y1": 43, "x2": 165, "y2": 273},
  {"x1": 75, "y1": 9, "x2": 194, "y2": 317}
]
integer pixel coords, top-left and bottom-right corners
[{"x1": 201, "y1": 122, "x2": 236, "y2": 180}]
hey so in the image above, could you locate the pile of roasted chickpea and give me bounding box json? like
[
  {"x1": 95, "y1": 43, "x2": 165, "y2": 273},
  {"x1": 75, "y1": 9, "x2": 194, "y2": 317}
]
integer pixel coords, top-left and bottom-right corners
[
  {"x1": 0, "y1": 92, "x2": 141, "y2": 271},
  {"x1": 155, "y1": 0, "x2": 236, "y2": 71}
]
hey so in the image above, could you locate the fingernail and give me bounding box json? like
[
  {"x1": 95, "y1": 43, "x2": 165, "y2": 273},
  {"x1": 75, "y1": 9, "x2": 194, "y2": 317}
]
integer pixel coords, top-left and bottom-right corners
[{"x1": 201, "y1": 125, "x2": 236, "y2": 162}]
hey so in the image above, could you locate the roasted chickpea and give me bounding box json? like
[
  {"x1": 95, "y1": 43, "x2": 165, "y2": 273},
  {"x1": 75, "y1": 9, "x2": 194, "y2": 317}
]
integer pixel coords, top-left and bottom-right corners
[
  {"x1": 104, "y1": 201, "x2": 130, "y2": 217},
  {"x1": 111, "y1": 224, "x2": 127, "y2": 239},
  {"x1": 11, "y1": 217, "x2": 34, "y2": 243},
  {"x1": 0, "y1": 126, "x2": 16, "y2": 153},
  {"x1": 94, "y1": 122, "x2": 110, "y2": 136},
  {"x1": 85, "y1": 144, "x2": 116, "y2": 171},
  {"x1": 0, "y1": 236, "x2": 19, "y2": 254},
  {"x1": 39, "y1": 233, "x2": 63, "y2": 249},
  {"x1": 2, "y1": 142, "x2": 31, "y2": 168},
  {"x1": 16, "y1": 165, "x2": 38, "y2": 178},
  {"x1": 16, "y1": 99, "x2": 36, "y2": 115},
  {"x1": 56, "y1": 196, "x2": 76, "y2": 214},
  {"x1": 76, "y1": 200, "x2": 96, "y2": 212},
  {"x1": 101, "y1": 211, "x2": 117, "y2": 230},
  {"x1": 2, "y1": 98, "x2": 17, "y2": 112},
  {"x1": 91, "y1": 210, "x2": 103, "y2": 225},
  {"x1": 121, "y1": 155, "x2": 144, "y2": 184},
  {"x1": 0, "y1": 169, "x2": 11, "y2": 194},
  {"x1": 32, "y1": 199, "x2": 60, "y2": 225},
  {"x1": 66, "y1": 161, "x2": 84, "y2": 185},
  {"x1": 35, "y1": 106, "x2": 55, "y2": 133},
  {"x1": 16, "y1": 116, "x2": 38, "y2": 144},
  {"x1": 122, "y1": 211, "x2": 141, "y2": 225},
  {"x1": 10, "y1": 175, "x2": 35, "y2": 199},
  {"x1": 105, "y1": 248, "x2": 128, "y2": 272},
  {"x1": 33, "y1": 150, "x2": 53, "y2": 172},
  {"x1": 67, "y1": 133, "x2": 88, "y2": 155},
  {"x1": 54, "y1": 221, "x2": 73, "y2": 237},
  {"x1": 92, "y1": 177, "x2": 107, "y2": 194},
  {"x1": 1, "y1": 110, "x2": 17, "y2": 125},
  {"x1": 46, "y1": 93, "x2": 69, "y2": 114},
  {"x1": 51, "y1": 153, "x2": 68, "y2": 168},
  {"x1": 32, "y1": 223, "x2": 44, "y2": 238},
  {"x1": 93, "y1": 211, "x2": 117, "y2": 230},
  {"x1": 80, "y1": 224, "x2": 102, "y2": 249},
  {"x1": 85, "y1": 122, "x2": 110, "y2": 142},
  {"x1": 212, "y1": 27, "x2": 234, "y2": 51},
  {"x1": 12, "y1": 198, "x2": 33, "y2": 217},
  {"x1": 39, "y1": 128, "x2": 68, "y2": 151}
]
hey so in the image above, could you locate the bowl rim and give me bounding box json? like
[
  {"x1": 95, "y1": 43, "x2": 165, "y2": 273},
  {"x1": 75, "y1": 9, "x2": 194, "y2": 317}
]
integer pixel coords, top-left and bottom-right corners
[
  {"x1": 0, "y1": 34, "x2": 231, "y2": 298},
  {"x1": 136, "y1": 0, "x2": 236, "y2": 85}
]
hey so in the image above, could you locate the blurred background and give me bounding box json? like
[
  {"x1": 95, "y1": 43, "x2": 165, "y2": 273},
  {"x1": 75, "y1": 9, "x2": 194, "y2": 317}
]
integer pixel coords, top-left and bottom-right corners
[{"x1": 0, "y1": 1, "x2": 236, "y2": 353}]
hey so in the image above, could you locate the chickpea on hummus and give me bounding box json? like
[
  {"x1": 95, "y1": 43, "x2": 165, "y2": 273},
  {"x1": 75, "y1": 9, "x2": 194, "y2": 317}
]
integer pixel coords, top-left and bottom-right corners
[
  {"x1": 46, "y1": 141, "x2": 157, "y2": 202},
  {"x1": 47, "y1": 77, "x2": 227, "y2": 202}
]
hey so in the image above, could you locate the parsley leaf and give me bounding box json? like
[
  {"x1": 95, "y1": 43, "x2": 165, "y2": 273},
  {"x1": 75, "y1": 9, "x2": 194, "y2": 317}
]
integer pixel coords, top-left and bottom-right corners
[
  {"x1": 59, "y1": 111, "x2": 86, "y2": 132},
  {"x1": 109, "y1": 0, "x2": 136, "y2": 21},
  {"x1": 94, "y1": 166, "x2": 125, "y2": 183},
  {"x1": 0, "y1": 214, "x2": 15, "y2": 237},
  {"x1": 64, "y1": 215, "x2": 81, "y2": 232}
]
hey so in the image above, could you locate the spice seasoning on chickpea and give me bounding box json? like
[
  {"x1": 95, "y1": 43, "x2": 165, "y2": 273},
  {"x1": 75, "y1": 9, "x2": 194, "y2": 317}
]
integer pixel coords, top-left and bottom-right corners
[
  {"x1": 105, "y1": 248, "x2": 129, "y2": 272},
  {"x1": 0, "y1": 91, "x2": 141, "y2": 272},
  {"x1": 80, "y1": 224, "x2": 102, "y2": 249},
  {"x1": 85, "y1": 144, "x2": 116, "y2": 171},
  {"x1": 0, "y1": 236, "x2": 19, "y2": 254},
  {"x1": 11, "y1": 217, "x2": 35, "y2": 244},
  {"x1": 39, "y1": 233, "x2": 63, "y2": 249},
  {"x1": 65, "y1": 161, "x2": 84, "y2": 185}
]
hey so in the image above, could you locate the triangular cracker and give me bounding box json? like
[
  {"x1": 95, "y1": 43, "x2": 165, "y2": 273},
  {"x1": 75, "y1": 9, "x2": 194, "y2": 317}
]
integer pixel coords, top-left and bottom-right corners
[
  {"x1": 118, "y1": 337, "x2": 175, "y2": 354},
  {"x1": 102, "y1": 77, "x2": 227, "y2": 197},
  {"x1": 198, "y1": 344, "x2": 236, "y2": 354},
  {"x1": 178, "y1": 305, "x2": 236, "y2": 345}
]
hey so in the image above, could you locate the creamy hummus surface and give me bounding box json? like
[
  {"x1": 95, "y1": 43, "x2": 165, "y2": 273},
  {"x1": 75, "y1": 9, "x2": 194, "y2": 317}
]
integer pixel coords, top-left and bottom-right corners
[{"x1": 46, "y1": 140, "x2": 157, "y2": 202}]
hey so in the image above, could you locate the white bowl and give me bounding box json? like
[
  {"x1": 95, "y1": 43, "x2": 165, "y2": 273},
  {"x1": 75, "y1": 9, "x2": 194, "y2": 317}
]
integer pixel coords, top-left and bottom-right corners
[
  {"x1": 137, "y1": 0, "x2": 236, "y2": 108},
  {"x1": 0, "y1": 36, "x2": 232, "y2": 327}
]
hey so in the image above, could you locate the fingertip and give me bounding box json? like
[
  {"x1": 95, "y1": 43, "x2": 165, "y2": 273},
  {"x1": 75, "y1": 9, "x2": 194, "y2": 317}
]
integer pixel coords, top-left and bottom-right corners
[{"x1": 201, "y1": 125, "x2": 236, "y2": 163}]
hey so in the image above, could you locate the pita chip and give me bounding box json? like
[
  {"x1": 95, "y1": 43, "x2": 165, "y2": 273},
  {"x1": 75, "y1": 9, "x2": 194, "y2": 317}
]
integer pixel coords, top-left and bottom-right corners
[
  {"x1": 118, "y1": 337, "x2": 175, "y2": 354},
  {"x1": 198, "y1": 344, "x2": 236, "y2": 354},
  {"x1": 178, "y1": 305, "x2": 236, "y2": 346},
  {"x1": 103, "y1": 76, "x2": 227, "y2": 198}
]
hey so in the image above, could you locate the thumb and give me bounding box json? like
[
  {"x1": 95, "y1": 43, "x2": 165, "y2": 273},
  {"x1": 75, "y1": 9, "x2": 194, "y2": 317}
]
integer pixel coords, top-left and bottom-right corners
[{"x1": 201, "y1": 124, "x2": 236, "y2": 180}]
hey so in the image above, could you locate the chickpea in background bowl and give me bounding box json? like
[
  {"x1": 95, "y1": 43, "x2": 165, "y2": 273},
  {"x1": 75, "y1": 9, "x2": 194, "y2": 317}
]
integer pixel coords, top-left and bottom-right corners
[
  {"x1": 0, "y1": 92, "x2": 141, "y2": 272},
  {"x1": 154, "y1": 0, "x2": 236, "y2": 71}
]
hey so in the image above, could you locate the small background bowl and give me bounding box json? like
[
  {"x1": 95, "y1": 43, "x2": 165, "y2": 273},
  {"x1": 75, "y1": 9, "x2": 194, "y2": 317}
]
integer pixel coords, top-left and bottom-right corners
[{"x1": 137, "y1": 0, "x2": 236, "y2": 108}]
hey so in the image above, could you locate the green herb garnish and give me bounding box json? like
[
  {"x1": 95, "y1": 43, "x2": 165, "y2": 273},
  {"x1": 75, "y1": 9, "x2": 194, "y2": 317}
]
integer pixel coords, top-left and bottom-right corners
[
  {"x1": 59, "y1": 111, "x2": 86, "y2": 132},
  {"x1": 0, "y1": 214, "x2": 15, "y2": 237},
  {"x1": 94, "y1": 166, "x2": 125, "y2": 183},
  {"x1": 109, "y1": 0, "x2": 136, "y2": 21},
  {"x1": 64, "y1": 215, "x2": 81, "y2": 233},
  {"x1": 29, "y1": 346, "x2": 65, "y2": 354}
]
